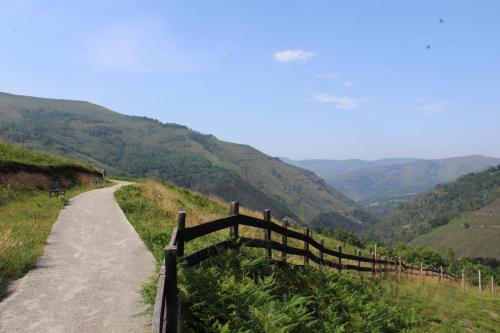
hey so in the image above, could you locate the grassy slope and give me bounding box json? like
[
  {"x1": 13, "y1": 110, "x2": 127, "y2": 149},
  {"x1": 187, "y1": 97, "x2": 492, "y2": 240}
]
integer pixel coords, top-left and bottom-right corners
[
  {"x1": 394, "y1": 280, "x2": 500, "y2": 332},
  {"x1": 375, "y1": 166, "x2": 500, "y2": 245},
  {"x1": 0, "y1": 91, "x2": 365, "y2": 228},
  {"x1": 115, "y1": 181, "x2": 500, "y2": 332},
  {"x1": 0, "y1": 143, "x2": 109, "y2": 278},
  {"x1": 411, "y1": 199, "x2": 500, "y2": 259},
  {"x1": 0, "y1": 142, "x2": 96, "y2": 171},
  {"x1": 115, "y1": 180, "x2": 363, "y2": 265}
]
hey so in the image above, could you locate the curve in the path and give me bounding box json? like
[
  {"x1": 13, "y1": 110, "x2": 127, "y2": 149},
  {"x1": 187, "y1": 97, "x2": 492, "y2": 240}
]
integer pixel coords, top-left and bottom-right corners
[{"x1": 0, "y1": 182, "x2": 155, "y2": 333}]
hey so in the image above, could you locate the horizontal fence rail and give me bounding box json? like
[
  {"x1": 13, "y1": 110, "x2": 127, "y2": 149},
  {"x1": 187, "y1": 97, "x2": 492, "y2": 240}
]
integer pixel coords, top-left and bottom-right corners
[{"x1": 153, "y1": 202, "x2": 456, "y2": 333}]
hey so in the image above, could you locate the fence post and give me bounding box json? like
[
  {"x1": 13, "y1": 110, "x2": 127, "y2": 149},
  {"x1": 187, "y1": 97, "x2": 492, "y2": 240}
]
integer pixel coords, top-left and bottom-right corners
[
  {"x1": 303, "y1": 227, "x2": 310, "y2": 265},
  {"x1": 357, "y1": 250, "x2": 362, "y2": 271},
  {"x1": 165, "y1": 247, "x2": 178, "y2": 333},
  {"x1": 439, "y1": 266, "x2": 443, "y2": 283},
  {"x1": 229, "y1": 201, "x2": 239, "y2": 239},
  {"x1": 398, "y1": 257, "x2": 402, "y2": 281},
  {"x1": 281, "y1": 219, "x2": 288, "y2": 263},
  {"x1": 491, "y1": 276, "x2": 495, "y2": 294},
  {"x1": 420, "y1": 262, "x2": 423, "y2": 281},
  {"x1": 383, "y1": 256, "x2": 387, "y2": 278},
  {"x1": 263, "y1": 210, "x2": 272, "y2": 260},
  {"x1": 319, "y1": 239, "x2": 324, "y2": 265},
  {"x1": 338, "y1": 245, "x2": 342, "y2": 273},
  {"x1": 478, "y1": 270, "x2": 482, "y2": 293},
  {"x1": 461, "y1": 270, "x2": 465, "y2": 291},
  {"x1": 177, "y1": 211, "x2": 186, "y2": 257},
  {"x1": 372, "y1": 253, "x2": 376, "y2": 278},
  {"x1": 384, "y1": 256, "x2": 389, "y2": 279}
]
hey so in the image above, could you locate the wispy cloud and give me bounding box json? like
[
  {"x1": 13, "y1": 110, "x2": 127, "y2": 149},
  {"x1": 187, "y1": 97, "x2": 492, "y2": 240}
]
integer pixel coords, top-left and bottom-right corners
[
  {"x1": 311, "y1": 93, "x2": 366, "y2": 110},
  {"x1": 274, "y1": 49, "x2": 315, "y2": 62},
  {"x1": 315, "y1": 72, "x2": 339, "y2": 80},
  {"x1": 418, "y1": 101, "x2": 452, "y2": 114},
  {"x1": 86, "y1": 19, "x2": 205, "y2": 73}
]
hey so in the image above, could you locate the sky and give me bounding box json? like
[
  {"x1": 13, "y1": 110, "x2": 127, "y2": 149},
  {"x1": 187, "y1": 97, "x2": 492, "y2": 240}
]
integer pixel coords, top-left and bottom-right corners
[{"x1": 1, "y1": 0, "x2": 499, "y2": 160}]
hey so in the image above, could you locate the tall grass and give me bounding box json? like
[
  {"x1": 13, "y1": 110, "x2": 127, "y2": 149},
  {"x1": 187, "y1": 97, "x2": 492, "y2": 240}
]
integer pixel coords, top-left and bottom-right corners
[
  {"x1": 115, "y1": 180, "x2": 500, "y2": 332},
  {"x1": 0, "y1": 182, "x2": 111, "y2": 279}
]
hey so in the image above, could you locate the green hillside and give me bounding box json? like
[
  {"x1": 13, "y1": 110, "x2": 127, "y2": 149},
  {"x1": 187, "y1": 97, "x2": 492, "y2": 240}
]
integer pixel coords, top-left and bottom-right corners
[
  {"x1": 375, "y1": 165, "x2": 500, "y2": 246},
  {"x1": 411, "y1": 199, "x2": 500, "y2": 259},
  {"x1": 326, "y1": 156, "x2": 500, "y2": 214},
  {"x1": 0, "y1": 92, "x2": 367, "y2": 227},
  {"x1": 115, "y1": 181, "x2": 500, "y2": 333}
]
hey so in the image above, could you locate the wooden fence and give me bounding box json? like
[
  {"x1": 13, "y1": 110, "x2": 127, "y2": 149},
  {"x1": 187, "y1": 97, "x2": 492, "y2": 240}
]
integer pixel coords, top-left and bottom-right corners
[{"x1": 152, "y1": 202, "x2": 455, "y2": 333}]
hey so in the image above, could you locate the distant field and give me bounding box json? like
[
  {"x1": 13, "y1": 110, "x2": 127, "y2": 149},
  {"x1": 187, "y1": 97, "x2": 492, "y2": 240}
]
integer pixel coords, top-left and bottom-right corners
[{"x1": 411, "y1": 199, "x2": 500, "y2": 259}]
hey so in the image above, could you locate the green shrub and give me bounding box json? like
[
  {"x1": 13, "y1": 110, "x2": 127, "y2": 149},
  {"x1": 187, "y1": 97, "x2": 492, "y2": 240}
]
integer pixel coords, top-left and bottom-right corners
[{"x1": 178, "y1": 248, "x2": 415, "y2": 333}]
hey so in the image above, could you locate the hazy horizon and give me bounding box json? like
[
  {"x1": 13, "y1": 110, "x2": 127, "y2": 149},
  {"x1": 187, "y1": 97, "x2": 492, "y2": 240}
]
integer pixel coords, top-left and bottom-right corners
[{"x1": 1, "y1": 1, "x2": 500, "y2": 160}]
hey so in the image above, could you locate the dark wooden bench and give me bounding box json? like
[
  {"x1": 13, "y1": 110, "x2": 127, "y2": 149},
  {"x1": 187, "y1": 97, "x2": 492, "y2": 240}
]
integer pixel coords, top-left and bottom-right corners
[{"x1": 49, "y1": 183, "x2": 66, "y2": 198}]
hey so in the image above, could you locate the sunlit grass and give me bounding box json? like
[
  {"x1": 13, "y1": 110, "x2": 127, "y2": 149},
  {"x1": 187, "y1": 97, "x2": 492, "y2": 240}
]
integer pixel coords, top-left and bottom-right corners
[
  {"x1": 0, "y1": 142, "x2": 96, "y2": 171},
  {"x1": 0, "y1": 181, "x2": 112, "y2": 279},
  {"x1": 115, "y1": 180, "x2": 500, "y2": 332},
  {"x1": 115, "y1": 180, "x2": 365, "y2": 267},
  {"x1": 392, "y1": 279, "x2": 500, "y2": 332}
]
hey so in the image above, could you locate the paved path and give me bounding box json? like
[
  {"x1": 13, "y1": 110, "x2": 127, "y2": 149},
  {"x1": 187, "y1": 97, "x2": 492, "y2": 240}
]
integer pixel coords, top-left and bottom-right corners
[{"x1": 0, "y1": 182, "x2": 155, "y2": 332}]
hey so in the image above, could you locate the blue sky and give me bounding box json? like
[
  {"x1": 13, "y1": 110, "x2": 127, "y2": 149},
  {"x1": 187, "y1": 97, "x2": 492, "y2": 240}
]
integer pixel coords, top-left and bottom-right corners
[{"x1": 1, "y1": 1, "x2": 499, "y2": 160}]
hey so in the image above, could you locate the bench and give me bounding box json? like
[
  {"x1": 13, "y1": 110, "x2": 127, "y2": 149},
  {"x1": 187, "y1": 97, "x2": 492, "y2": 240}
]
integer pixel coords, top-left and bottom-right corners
[{"x1": 49, "y1": 183, "x2": 66, "y2": 198}]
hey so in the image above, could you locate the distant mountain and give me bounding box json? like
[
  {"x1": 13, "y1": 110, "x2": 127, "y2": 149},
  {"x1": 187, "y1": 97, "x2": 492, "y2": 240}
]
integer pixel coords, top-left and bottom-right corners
[
  {"x1": 285, "y1": 156, "x2": 500, "y2": 217},
  {"x1": 374, "y1": 166, "x2": 500, "y2": 258},
  {"x1": 281, "y1": 157, "x2": 421, "y2": 178},
  {"x1": 327, "y1": 156, "x2": 500, "y2": 204},
  {"x1": 0, "y1": 92, "x2": 371, "y2": 229}
]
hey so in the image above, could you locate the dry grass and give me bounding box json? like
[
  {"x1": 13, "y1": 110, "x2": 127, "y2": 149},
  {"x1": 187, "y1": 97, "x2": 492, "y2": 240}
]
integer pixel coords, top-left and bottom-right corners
[
  {"x1": 122, "y1": 180, "x2": 372, "y2": 269},
  {"x1": 116, "y1": 180, "x2": 500, "y2": 332},
  {"x1": 0, "y1": 181, "x2": 112, "y2": 279}
]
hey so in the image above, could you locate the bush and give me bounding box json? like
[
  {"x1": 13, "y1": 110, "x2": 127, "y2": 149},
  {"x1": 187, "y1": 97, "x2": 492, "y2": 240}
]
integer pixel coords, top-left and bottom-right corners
[{"x1": 179, "y1": 248, "x2": 415, "y2": 333}]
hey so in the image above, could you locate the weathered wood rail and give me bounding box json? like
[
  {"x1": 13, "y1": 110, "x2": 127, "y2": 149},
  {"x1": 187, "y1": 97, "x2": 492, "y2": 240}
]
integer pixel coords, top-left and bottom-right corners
[{"x1": 152, "y1": 202, "x2": 455, "y2": 333}]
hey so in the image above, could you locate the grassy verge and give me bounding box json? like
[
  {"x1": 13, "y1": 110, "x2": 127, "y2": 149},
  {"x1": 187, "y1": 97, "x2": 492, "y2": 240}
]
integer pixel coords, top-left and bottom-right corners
[
  {"x1": 394, "y1": 280, "x2": 500, "y2": 332},
  {"x1": 0, "y1": 181, "x2": 112, "y2": 279},
  {"x1": 0, "y1": 142, "x2": 97, "y2": 172},
  {"x1": 116, "y1": 180, "x2": 500, "y2": 332}
]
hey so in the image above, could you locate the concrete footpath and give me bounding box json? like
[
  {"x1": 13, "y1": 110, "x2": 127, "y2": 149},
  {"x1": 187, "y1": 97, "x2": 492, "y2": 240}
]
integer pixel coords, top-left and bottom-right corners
[{"x1": 0, "y1": 181, "x2": 155, "y2": 332}]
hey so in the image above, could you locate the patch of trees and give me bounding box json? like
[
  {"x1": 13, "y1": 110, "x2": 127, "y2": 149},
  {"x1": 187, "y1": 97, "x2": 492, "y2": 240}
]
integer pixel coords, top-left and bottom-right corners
[{"x1": 377, "y1": 166, "x2": 500, "y2": 242}]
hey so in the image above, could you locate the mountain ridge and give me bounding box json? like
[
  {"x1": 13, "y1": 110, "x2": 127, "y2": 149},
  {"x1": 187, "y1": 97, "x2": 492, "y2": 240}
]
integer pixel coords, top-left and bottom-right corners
[
  {"x1": 285, "y1": 155, "x2": 500, "y2": 217},
  {"x1": 0, "y1": 91, "x2": 369, "y2": 228}
]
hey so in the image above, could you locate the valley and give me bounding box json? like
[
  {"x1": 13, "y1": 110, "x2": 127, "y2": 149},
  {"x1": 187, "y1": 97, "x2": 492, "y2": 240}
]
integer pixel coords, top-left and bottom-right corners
[
  {"x1": 2, "y1": 2, "x2": 499, "y2": 332},
  {"x1": 287, "y1": 155, "x2": 500, "y2": 216}
]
